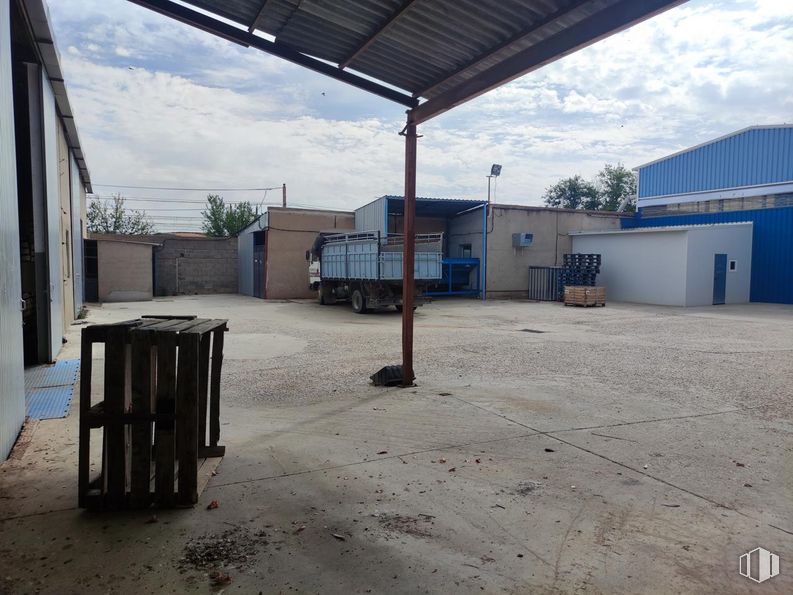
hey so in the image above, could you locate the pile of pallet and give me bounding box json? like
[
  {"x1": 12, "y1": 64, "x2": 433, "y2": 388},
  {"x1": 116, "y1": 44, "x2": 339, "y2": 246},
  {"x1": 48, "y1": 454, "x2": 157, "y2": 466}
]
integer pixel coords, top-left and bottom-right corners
[
  {"x1": 561, "y1": 253, "x2": 601, "y2": 287},
  {"x1": 564, "y1": 285, "x2": 606, "y2": 307}
]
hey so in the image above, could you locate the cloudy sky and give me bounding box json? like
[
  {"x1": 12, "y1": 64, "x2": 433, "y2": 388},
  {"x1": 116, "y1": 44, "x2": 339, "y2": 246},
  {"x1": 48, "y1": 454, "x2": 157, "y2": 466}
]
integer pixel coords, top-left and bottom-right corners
[{"x1": 48, "y1": 0, "x2": 793, "y2": 231}]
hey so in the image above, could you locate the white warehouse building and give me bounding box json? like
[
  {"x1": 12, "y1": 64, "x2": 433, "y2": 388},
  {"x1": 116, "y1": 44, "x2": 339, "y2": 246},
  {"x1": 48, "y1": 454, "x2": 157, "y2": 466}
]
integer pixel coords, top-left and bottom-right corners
[{"x1": 570, "y1": 223, "x2": 752, "y2": 307}]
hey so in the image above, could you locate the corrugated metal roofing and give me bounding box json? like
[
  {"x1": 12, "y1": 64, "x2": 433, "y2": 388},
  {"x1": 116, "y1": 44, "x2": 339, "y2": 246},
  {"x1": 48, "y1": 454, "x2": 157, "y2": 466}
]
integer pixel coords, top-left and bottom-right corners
[
  {"x1": 185, "y1": 0, "x2": 619, "y2": 98},
  {"x1": 137, "y1": 0, "x2": 685, "y2": 115},
  {"x1": 624, "y1": 207, "x2": 793, "y2": 304},
  {"x1": 637, "y1": 126, "x2": 793, "y2": 200}
]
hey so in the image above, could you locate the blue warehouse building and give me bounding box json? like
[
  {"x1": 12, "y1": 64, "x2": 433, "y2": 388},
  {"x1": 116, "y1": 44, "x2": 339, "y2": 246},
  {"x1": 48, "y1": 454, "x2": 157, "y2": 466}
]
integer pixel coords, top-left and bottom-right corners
[{"x1": 626, "y1": 125, "x2": 793, "y2": 304}]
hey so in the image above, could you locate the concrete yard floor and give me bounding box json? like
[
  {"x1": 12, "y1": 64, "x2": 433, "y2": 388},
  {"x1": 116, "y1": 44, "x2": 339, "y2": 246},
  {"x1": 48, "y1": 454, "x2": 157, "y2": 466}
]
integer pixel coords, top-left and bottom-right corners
[{"x1": 1, "y1": 295, "x2": 792, "y2": 594}]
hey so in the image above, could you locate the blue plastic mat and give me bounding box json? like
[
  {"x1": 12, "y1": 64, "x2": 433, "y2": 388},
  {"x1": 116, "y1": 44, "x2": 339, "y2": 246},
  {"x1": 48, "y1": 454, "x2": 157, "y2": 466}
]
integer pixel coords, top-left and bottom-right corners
[
  {"x1": 24, "y1": 359, "x2": 80, "y2": 420},
  {"x1": 24, "y1": 359, "x2": 80, "y2": 390},
  {"x1": 26, "y1": 387, "x2": 74, "y2": 420}
]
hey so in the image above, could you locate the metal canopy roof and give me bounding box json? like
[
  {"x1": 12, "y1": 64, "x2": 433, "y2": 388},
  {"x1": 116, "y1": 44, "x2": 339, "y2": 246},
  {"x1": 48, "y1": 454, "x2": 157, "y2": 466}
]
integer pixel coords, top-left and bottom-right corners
[
  {"x1": 129, "y1": 0, "x2": 685, "y2": 124},
  {"x1": 383, "y1": 196, "x2": 485, "y2": 218}
]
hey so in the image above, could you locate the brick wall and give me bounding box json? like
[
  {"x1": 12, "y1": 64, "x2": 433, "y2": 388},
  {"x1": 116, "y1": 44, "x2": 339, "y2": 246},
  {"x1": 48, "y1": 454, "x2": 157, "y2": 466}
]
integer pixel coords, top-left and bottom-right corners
[{"x1": 154, "y1": 237, "x2": 238, "y2": 296}]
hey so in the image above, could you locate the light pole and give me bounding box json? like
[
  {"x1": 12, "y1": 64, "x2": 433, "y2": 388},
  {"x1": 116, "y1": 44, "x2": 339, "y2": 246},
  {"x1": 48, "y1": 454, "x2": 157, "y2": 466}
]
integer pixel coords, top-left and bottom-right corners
[{"x1": 487, "y1": 163, "x2": 502, "y2": 203}]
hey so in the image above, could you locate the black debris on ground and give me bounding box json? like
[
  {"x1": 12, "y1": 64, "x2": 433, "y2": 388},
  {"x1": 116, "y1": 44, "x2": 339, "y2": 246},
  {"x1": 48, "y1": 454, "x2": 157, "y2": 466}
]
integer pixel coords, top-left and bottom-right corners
[{"x1": 178, "y1": 528, "x2": 268, "y2": 572}]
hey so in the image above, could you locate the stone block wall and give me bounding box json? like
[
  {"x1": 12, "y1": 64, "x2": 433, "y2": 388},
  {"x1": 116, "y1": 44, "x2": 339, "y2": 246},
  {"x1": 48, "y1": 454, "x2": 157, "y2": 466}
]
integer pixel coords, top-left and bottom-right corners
[{"x1": 154, "y1": 237, "x2": 238, "y2": 296}]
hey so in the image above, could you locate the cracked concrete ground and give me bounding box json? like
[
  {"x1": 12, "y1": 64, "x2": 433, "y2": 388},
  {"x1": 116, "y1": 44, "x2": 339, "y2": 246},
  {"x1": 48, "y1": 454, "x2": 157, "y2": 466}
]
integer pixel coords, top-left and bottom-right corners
[{"x1": 1, "y1": 295, "x2": 792, "y2": 594}]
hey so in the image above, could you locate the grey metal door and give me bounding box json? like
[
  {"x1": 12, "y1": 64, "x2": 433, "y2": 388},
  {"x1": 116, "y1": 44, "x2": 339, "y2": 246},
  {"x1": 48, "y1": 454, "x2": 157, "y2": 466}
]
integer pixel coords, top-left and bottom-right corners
[
  {"x1": 253, "y1": 244, "x2": 264, "y2": 298},
  {"x1": 713, "y1": 253, "x2": 727, "y2": 305},
  {"x1": 0, "y1": 0, "x2": 26, "y2": 459}
]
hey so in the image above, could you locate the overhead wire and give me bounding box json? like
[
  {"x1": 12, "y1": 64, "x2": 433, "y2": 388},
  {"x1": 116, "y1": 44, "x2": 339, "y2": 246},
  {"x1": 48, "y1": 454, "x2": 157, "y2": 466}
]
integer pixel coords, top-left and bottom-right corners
[{"x1": 92, "y1": 183, "x2": 283, "y2": 191}]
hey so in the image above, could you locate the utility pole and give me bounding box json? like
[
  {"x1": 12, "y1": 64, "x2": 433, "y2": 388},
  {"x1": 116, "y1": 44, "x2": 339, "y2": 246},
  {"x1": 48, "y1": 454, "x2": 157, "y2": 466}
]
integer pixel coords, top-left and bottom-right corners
[{"x1": 282, "y1": 183, "x2": 287, "y2": 207}]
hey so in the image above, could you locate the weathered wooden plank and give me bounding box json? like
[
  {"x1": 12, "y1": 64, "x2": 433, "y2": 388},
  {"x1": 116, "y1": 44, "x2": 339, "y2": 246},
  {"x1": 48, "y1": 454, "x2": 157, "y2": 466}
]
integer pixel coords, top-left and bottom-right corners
[
  {"x1": 209, "y1": 327, "x2": 225, "y2": 447},
  {"x1": 198, "y1": 445, "x2": 226, "y2": 458},
  {"x1": 182, "y1": 319, "x2": 228, "y2": 335},
  {"x1": 197, "y1": 333, "x2": 211, "y2": 448},
  {"x1": 141, "y1": 315, "x2": 197, "y2": 320},
  {"x1": 176, "y1": 332, "x2": 200, "y2": 505},
  {"x1": 104, "y1": 326, "x2": 129, "y2": 508},
  {"x1": 196, "y1": 456, "x2": 223, "y2": 496},
  {"x1": 144, "y1": 318, "x2": 201, "y2": 332},
  {"x1": 130, "y1": 331, "x2": 154, "y2": 507},
  {"x1": 78, "y1": 331, "x2": 93, "y2": 508},
  {"x1": 154, "y1": 332, "x2": 177, "y2": 507}
]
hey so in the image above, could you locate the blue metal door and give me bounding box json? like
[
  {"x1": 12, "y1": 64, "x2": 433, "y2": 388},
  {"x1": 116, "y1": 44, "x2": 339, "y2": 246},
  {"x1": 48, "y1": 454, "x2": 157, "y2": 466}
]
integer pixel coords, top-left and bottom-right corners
[{"x1": 713, "y1": 254, "x2": 727, "y2": 305}]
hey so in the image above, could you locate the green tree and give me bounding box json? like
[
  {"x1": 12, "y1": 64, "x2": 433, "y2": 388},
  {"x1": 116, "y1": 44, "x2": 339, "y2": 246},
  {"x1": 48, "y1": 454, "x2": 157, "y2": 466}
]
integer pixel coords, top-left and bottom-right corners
[
  {"x1": 543, "y1": 163, "x2": 637, "y2": 212},
  {"x1": 596, "y1": 162, "x2": 637, "y2": 212},
  {"x1": 87, "y1": 194, "x2": 155, "y2": 234},
  {"x1": 201, "y1": 194, "x2": 258, "y2": 237},
  {"x1": 543, "y1": 175, "x2": 600, "y2": 210}
]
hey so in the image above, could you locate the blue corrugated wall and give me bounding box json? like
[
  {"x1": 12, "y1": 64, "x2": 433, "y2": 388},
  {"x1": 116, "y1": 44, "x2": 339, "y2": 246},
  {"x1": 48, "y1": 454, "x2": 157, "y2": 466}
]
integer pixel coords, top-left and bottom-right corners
[
  {"x1": 638, "y1": 127, "x2": 793, "y2": 198},
  {"x1": 624, "y1": 207, "x2": 793, "y2": 304}
]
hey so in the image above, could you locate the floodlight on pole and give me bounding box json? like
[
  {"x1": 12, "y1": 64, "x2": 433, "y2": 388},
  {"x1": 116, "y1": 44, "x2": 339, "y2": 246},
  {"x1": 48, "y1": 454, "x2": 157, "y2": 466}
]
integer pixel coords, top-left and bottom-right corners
[{"x1": 487, "y1": 163, "x2": 502, "y2": 203}]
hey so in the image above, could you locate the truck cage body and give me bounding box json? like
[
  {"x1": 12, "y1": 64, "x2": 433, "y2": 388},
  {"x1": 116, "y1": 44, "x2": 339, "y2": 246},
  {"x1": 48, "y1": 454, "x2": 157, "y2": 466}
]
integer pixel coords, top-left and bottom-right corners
[{"x1": 320, "y1": 231, "x2": 443, "y2": 281}]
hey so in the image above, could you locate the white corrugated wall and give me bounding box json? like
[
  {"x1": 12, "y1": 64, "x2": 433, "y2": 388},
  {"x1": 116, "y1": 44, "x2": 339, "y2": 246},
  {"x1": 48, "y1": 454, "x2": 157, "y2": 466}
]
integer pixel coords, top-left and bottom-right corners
[
  {"x1": 238, "y1": 231, "x2": 254, "y2": 296},
  {"x1": 41, "y1": 70, "x2": 63, "y2": 360},
  {"x1": 70, "y1": 154, "x2": 84, "y2": 316},
  {"x1": 354, "y1": 197, "x2": 386, "y2": 235},
  {"x1": 0, "y1": 0, "x2": 26, "y2": 459}
]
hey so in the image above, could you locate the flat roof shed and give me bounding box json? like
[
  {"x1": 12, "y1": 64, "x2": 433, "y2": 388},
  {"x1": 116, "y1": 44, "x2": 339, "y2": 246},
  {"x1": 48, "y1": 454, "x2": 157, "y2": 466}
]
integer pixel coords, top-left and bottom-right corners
[{"x1": 128, "y1": 0, "x2": 688, "y2": 383}]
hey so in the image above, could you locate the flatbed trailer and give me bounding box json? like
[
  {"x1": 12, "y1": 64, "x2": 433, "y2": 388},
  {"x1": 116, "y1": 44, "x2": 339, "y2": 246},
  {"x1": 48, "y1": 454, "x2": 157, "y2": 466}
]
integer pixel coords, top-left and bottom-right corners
[{"x1": 308, "y1": 231, "x2": 443, "y2": 313}]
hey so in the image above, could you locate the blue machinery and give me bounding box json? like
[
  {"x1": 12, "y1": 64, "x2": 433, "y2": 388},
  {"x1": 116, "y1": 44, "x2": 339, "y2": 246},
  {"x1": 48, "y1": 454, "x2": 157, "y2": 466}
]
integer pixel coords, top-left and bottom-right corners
[
  {"x1": 425, "y1": 257, "x2": 481, "y2": 296},
  {"x1": 380, "y1": 198, "x2": 488, "y2": 300}
]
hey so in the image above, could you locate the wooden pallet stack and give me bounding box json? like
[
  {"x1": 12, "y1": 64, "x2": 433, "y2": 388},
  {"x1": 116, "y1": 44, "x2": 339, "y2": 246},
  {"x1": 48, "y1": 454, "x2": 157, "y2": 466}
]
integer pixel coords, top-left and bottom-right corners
[
  {"x1": 564, "y1": 285, "x2": 606, "y2": 307},
  {"x1": 78, "y1": 315, "x2": 228, "y2": 510}
]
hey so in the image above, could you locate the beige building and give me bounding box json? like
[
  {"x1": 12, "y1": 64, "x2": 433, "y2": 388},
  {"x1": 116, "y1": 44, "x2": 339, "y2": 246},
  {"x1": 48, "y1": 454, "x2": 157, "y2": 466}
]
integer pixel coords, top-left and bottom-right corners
[
  {"x1": 450, "y1": 204, "x2": 627, "y2": 298},
  {"x1": 354, "y1": 196, "x2": 626, "y2": 299},
  {"x1": 238, "y1": 207, "x2": 355, "y2": 299},
  {"x1": 94, "y1": 238, "x2": 157, "y2": 302}
]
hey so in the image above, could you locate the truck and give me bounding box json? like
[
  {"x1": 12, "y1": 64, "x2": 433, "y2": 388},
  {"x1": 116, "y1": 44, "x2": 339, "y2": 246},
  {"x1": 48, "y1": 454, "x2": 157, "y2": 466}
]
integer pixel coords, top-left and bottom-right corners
[{"x1": 308, "y1": 231, "x2": 443, "y2": 313}]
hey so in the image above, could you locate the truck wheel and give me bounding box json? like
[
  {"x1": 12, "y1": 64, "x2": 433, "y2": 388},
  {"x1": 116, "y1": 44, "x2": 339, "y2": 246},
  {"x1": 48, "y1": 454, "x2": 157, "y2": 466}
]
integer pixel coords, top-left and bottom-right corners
[
  {"x1": 351, "y1": 289, "x2": 367, "y2": 314},
  {"x1": 319, "y1": 287, "x2": 336, "y2": 305}
]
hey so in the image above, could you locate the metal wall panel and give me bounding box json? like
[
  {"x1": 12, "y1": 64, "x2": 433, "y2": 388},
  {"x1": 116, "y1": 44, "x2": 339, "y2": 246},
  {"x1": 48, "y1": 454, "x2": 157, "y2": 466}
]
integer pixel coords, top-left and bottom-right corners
[
  {"x1": 237, "y1": 231, "x2": 254, "y2": 296},
  {"x1": 0, "y1": 0, "x2": 26, "y2": 459},
  {"x1": 638, "y1": 127, "x2": 793, "y2": 199},
  {"x1": 41, "y1": 73, "x2": 63, "y2": 359},
  {"x1": 70, "y1": 155, "x2": 83, "y2": 316},
  {"x1": 625, "y1": 207, "x2": 793, "y2": 304},
  {"x1": 354, "y1": 197, "x2": 386, "y2": 235}
]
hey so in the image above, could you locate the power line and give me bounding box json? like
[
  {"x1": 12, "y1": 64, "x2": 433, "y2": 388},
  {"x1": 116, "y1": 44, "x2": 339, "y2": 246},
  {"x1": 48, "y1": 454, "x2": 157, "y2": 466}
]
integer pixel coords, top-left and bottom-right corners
[
  {"x1": 92, "y1": 183, "x2": 283, "y2": 191},
  {"x1": 89, "y1": 195, "x2": 268, "y2": 204}
]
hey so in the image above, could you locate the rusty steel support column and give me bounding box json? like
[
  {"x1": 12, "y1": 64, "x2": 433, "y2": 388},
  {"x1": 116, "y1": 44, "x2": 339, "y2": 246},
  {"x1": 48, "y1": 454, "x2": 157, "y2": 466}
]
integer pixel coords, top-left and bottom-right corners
[{"x1": 401, "y1": 114, "x2": 417, "y2": 386}]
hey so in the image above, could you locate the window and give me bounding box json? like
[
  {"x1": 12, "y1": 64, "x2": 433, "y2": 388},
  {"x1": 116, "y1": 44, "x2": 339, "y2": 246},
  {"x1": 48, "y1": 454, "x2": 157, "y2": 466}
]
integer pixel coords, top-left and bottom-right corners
[
  {"x1": 642, "y1": 192, "x2": 793, "y2": 217},
  {"x1": 729, "y1": 260, "x2": 737, "y2": 272},
  {"x1": 460, "y1": 243, "x2": 472, "y2": 258}
]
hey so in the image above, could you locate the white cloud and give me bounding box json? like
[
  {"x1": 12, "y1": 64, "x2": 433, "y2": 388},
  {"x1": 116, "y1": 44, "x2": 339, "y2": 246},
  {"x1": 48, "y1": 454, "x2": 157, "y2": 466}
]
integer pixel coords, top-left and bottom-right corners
[{"x1": 45, "y1": 0, "x2": 793, "y2": 229}]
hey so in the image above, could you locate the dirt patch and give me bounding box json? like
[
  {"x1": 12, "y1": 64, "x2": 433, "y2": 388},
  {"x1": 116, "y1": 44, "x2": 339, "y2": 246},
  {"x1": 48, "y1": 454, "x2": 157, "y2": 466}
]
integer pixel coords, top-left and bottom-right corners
[
  {"x1": 178, "y1": 528, "x2": 268, "y2": 571},
  {"x1": 513, "y1": 481, "x2": 542, "y2": 496},
  {"x1": 378, "y1": 513, "x2": 434, "y2": 538}
]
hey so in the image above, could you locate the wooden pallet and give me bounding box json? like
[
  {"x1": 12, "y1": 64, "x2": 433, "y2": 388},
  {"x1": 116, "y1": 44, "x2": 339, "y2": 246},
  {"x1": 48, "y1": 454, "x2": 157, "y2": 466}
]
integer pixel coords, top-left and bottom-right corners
[
  {"x1": 78, "y1": 316, "x2": 228, "y2": 510},
  {"x1": 563, "y1": 285, "x2": 606, "y2": 307}
]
